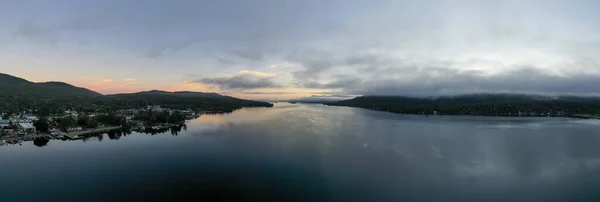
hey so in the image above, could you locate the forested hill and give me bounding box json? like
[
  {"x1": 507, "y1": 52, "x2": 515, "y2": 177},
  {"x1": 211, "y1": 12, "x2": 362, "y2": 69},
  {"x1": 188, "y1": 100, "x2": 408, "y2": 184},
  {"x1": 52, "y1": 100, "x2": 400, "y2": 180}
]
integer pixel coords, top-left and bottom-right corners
[
  {"x1": 0, "y1": 73, "x2": 103, "y2": 114},
  {"x1": 0, "y1": 73, "x2": 101, "y2": 98},
  {"x1": 328, "y1": 94, "x2": 600, "y2": 116},
  {"x1": 106, "y1": 90, "x2": 273, "y2": 112},
  {"x1": 0, "y1": 73, "x2": 272, "y2": 114}
]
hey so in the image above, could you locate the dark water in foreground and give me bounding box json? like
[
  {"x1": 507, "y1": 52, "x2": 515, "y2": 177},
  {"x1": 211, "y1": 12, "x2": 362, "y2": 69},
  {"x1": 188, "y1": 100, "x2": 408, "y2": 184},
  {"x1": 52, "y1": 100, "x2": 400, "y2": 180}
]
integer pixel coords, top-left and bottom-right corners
[{"x1": 1, "y1": 103, "x2": 600, "y2": 202}]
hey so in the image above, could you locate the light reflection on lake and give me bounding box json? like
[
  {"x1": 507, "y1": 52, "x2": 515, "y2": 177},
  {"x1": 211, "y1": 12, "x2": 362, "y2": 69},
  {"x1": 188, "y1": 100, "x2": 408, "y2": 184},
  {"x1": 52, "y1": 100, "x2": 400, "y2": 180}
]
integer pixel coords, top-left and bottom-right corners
[{"x1": 1, "y1": 103, "x2": 600, "y2": 202}]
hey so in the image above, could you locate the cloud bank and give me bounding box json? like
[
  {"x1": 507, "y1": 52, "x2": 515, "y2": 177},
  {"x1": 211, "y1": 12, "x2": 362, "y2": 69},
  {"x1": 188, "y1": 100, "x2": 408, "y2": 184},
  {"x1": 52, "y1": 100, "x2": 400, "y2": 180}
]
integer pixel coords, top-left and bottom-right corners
[
  {"x1": 2, "y1": 0, "x2": 600, "y2": 98},
  {"x1": 194, "y1": 71, "x2": 281, "y2": 90}
]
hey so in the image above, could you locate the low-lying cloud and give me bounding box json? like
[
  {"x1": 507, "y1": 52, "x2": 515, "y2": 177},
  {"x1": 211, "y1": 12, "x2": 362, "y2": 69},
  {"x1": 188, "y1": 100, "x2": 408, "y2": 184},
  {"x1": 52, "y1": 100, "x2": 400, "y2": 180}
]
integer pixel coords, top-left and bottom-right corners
[{"x1": 346, "y1": 67, "x2": 600, "y2": 96}]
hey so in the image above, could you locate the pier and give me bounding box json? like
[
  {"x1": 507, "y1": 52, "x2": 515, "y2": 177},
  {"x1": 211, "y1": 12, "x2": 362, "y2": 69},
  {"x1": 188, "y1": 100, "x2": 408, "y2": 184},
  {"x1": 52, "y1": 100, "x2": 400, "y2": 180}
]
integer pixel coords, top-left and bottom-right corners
[{"x1": 63, "y1": 126, "x2": 121, "y2": 140}]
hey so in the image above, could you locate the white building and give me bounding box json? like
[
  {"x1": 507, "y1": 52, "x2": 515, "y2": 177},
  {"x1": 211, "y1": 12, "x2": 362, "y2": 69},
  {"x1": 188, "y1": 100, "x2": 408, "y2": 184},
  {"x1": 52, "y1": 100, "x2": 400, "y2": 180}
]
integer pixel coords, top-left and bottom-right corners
[
  {"x1": 18, "y1": 123, "x2": 36, "y2": 133},
  {"x1": 23, "y1": 115, "x2": 39, "y2": 122},
  {"x1": 65, "y1": 110, "x2": 79, "y2": 117},
  {"x1": 67, "y1": 127, "x2": 82, "y2": 132},
  {"x1": 147, "y1": 105, "x2": 165, "y2": 112}
]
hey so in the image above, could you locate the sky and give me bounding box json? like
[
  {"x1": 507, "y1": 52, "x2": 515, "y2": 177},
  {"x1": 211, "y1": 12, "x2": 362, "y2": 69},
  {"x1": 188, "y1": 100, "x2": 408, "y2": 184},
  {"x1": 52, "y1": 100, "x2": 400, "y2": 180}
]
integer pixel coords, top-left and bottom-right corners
[{"x1": 1, "y1": 0, "x2": 600, "y2": 100}]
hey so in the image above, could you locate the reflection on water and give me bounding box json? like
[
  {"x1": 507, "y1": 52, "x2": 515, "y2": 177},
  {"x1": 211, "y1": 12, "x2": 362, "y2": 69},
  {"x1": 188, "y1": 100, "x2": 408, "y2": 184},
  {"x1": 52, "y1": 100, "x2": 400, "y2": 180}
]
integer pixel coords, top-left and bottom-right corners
[
  {"x1": 12, "y1": 125, "x2": 188, "y2": 147},
  {"x1": 1, "y1": 103, "x2": 600, "y2": 202}
]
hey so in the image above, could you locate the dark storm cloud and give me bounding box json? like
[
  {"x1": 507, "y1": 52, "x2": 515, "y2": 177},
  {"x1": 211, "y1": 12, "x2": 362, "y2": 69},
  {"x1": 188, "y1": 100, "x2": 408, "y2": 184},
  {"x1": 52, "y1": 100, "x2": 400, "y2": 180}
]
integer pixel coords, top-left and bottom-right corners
[
  {"x1": 289, "y1": 51, "x2": 385, "y2": 79},
  {"x1": 285, "y1": 47, "x2": 600, "y2": 96},
  {"x1": 195, "y1": 73, "x2": 282, "y2": 90},
  {"x1": 291, "y1": 58, "x2": 335, "y2": 79}
]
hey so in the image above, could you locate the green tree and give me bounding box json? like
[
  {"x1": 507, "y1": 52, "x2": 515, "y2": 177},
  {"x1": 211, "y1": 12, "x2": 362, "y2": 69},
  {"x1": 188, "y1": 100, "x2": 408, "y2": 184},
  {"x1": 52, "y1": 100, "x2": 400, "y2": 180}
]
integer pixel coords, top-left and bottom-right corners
[
  {"x1": 86, "y1": 119, "x2": 98, "y2": 128},
  {"x1": 95, "y1": 113, "x2": 124, "y2": 126},
  {"x1": 77, "y1": 114, "x2": 90, "y2": 127},
  {"x1": 57, "y1": 116, "x2": 77, "y2": 132},
  {"x1": 33, "y1": 117, "x2": 50, "y2": 133},
  {"x1": 38, "y1": 107, "x2": 51, "y2": 116}
]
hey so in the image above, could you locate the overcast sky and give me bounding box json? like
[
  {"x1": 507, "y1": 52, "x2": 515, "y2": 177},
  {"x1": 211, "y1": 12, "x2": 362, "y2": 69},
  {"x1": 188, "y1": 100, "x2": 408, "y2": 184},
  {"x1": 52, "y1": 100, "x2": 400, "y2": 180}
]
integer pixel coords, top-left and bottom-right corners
[{"x1": 1, "y1": 0, "x2": 599, "y2": 99}]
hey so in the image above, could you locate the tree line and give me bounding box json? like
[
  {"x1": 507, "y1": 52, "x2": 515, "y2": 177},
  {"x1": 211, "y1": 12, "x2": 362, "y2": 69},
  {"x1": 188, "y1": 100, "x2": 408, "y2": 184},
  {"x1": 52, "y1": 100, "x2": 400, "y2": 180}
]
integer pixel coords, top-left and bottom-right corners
[
  {"x1": 31, "y1": 113, "x2": 127, "y2": 133},
  {"x1": 133, "y1": 110, "x2": 186, "y2": 125}
]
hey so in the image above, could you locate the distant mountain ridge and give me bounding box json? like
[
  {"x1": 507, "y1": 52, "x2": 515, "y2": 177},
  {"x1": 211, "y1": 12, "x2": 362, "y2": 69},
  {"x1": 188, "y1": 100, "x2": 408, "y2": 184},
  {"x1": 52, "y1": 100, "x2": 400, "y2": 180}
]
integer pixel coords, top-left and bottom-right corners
[
  {"x1": 0, "y1": 73, "x2": 101, "y2": 98},
  {"x1": 329, "y1": 94, "x2": 600, "y2": 117},
  {"x1": 0, "y1": 73, "x2": 272, "y2": 114},
  {"x1": 107, "y1": 89, "x2": 272, "y2": 111},
  {"x1": 109, "y1": 90, "x2": 221, "y2": 97}
]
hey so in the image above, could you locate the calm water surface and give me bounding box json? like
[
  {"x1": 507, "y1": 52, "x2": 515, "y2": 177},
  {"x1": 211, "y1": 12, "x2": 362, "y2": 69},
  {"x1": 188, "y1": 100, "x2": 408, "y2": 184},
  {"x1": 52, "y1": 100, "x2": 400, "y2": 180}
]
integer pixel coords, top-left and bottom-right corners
[{"x1": 1, "y1": 103, "x2": 600, "y2": 202}]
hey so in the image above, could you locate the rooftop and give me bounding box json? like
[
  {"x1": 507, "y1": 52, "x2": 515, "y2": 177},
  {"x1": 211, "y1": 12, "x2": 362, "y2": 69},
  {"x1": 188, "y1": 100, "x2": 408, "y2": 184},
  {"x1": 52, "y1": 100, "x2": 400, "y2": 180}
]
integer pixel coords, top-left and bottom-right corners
[{"x1": 19, "y1": 123, "x2": 34, "y2": 129}]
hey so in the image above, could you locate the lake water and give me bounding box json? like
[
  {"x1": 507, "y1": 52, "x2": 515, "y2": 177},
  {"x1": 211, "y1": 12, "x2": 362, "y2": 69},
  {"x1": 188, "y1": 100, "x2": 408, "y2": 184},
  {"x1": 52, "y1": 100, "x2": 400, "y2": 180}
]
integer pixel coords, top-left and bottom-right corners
[{"x1": 1, "y1": 103, "x2": 600, "y2": 202}]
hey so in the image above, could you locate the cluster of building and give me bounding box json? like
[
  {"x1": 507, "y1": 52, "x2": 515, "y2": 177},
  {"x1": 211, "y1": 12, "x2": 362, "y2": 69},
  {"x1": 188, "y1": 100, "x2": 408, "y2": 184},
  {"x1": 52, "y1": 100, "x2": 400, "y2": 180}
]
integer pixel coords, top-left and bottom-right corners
[
  {"x1": 448, "y1": 110, "x2": 569, "y2": 117},
  {"x1": 116, "y1": 105, "x2": 199, "y2": 121},
  {"x1": 0, "y1": 113, "x2": 43, "y2": 145},
  {"x1": 1, "y1": 113, "x2": 39, "y2": 136},
  {"x1": 1, "y1": 105, "x2": 201, "y2": 145}
]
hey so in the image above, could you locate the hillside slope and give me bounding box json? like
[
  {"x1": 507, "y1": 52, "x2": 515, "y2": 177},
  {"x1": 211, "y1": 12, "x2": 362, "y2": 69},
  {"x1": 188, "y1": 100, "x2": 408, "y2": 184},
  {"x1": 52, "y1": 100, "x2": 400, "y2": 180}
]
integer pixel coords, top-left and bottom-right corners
[
  {"x1": 329, "y1": 94, "x2": 600, "y2": 116},
  {"x1": 0, "y1": 73, "x2": 272, "y2": 114},
  {"x1": 0, "y1": 73, "x2": 102, "y2": 114},
  {"x1": 0, "y1": 73, "x2": 101, "y2": 98},
  {"x1": 107, "y1": 90, "x2": 273, "y2": 112}
]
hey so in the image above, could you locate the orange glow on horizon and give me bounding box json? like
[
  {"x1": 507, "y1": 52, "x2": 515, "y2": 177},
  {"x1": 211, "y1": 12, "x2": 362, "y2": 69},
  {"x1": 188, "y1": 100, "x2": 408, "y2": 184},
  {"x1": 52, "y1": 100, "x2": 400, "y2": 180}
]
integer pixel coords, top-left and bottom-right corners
[
  {"x1": 74, "y1": 77, "x2": 145, "y2": 95},
  {"x1": 71, "y1": 77, "x2": 338, "y2": 100}
]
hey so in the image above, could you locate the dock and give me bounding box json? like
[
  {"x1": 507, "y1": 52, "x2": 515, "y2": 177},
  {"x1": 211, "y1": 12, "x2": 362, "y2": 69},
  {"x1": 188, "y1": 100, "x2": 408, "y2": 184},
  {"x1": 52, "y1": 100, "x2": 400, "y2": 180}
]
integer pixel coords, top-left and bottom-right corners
[{"x1": 63, "y1": 126, "x2": 121, "y2": 140}]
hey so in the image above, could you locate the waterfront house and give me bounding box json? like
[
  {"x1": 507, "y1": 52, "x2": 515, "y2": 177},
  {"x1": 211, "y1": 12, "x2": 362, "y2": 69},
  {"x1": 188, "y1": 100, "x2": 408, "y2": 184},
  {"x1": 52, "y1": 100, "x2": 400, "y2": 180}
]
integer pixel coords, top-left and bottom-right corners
[
  {"x1": 147, "y1": 105, "x2": 165, "y2": 112},
  {"x1": 3, "y1": 129, "x2": 16, "y2": 135},
  {"x1": 23, "y1": 115, "x2": 39, "y2": 122},
  {"x1": 65, "y1": 110, "x2": 79, "y2": 117},
  {"x1": 18, "y1": 123, "x2": 36, "y2": 133},
  {"x1": 0, "y1": 119, "x2": 10, "y2": 128}
]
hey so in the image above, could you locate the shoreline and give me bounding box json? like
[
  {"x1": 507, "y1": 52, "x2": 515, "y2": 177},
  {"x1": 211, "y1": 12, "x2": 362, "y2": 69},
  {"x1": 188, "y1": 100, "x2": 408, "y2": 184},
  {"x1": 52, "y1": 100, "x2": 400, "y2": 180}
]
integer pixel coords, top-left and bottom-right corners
[
  {"x1": 0, "y1": 126, "x2": 123, "y2": 144},
  {"x1": 569, "y1": 114, "x2": 600, "y2": 119},
  {"x1": 63, "y1": 126, "x2": 122, "y2": 140},
  {"x1": 328, "y1": 105, "x2": 600, "y2": 120}
]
